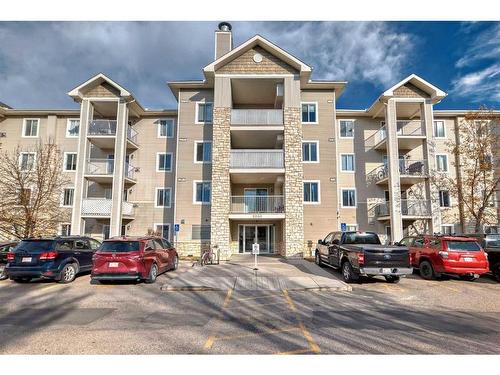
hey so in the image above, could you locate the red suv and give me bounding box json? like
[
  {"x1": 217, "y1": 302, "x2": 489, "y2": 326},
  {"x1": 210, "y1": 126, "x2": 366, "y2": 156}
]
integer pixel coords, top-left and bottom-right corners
[
  {"x1": 91, "y1": 236, "x2": 178, "y2": 283},
  {"x1": 401, "y1": 235, "x2": 489, "y2": 281}
]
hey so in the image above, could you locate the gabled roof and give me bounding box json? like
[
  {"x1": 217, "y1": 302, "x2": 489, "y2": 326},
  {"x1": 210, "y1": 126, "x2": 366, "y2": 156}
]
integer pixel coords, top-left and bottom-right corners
[
  {"x1": 382, "y1": 74, "x2": 447, "y2": 101},
  {"x1": 67, "y1": 73, "x2": 132, "y2": 100}
]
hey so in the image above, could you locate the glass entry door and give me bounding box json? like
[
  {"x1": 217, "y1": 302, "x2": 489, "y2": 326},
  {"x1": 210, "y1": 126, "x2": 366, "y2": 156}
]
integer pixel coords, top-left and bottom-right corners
[{"x1": 239, "y1": 225, "x2": 273, "y2": 253}]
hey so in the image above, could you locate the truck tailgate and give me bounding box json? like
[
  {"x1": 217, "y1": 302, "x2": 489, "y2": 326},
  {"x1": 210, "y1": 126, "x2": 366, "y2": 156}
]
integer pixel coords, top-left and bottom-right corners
[{"x1": 364, "y1": 248, "x2": 410, "y2": 268}]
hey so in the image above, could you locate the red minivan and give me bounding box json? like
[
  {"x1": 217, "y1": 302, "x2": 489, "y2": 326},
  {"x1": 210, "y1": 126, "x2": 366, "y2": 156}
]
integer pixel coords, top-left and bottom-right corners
[
  {"x1": 91, "y1": 236, "x2": 178, "y2": 283},
  {"x1": 403, "y1": 235, "x2": 489, "y2": 281}
]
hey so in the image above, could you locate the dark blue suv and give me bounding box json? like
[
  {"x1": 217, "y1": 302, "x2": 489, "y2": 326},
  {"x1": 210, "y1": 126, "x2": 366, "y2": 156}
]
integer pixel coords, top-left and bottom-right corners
[{"x1": 6, "y1": 236, "x2": 101, "y2": 283}]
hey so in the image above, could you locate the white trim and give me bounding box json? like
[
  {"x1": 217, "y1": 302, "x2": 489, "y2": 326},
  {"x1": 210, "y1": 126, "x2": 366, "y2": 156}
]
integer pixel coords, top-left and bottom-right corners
[
  {"x1": 193, "y1": 140, "x2": 213, "y2": 164},
  {"x1": 302, "y1": 140, "x2": 320, "y2": 163},
  {"x1": 59, "y1": 223, "x2": 72, "y2": 236},
  {"x1": 338, "y1": 119, "x2": 355, "y2": 139},
  {"x1": 382, "y1": 74, "x2": 447, "y2": 99},
  {"x1": 154, "y1": 223, "x2": 171, "y2": 241},
  {"x1": 237, "y1": 223, "x2": 276, "y2": 254},
  {"x1": 340, "y1": 223, "x2": 358, "y2": 231},
  {"x1": 154, "y1": 187, "x2": 172, "y2": 208},
  {"x1": 157, "y1": 118, "x2": 175, "y2": 139},
  {"x1": 86, "y1": 97, "x2": 121, "y2": 103},
  {"x1": 65, "y1": 118, "x2": 80, "y2": 138},
  {"x1": 156, "y1": 152, "x2": 173, "y2": 172},
  {"x1": 195, "y1": 102, "x2": 213, "y2": 125},
  {"x1": 440, "y1": 224, "x2": 454, "y2": 235},
  {"x1": 22, "y1": 118, "x2": 40, "y2": 138},
  {"x1": 303, "y1": 180, "x2": 321, "y2": 205},
  {"x1": 435, "y1": 153, "x2": 449, "y2": 173},
  {"x1": 63, "y1": 152, "x2": 78, "y2": 172},
  {"x1": 173, "y1": 90, "x2": 181, "y2": 246},
  {"x1": 193, "y1": 180, "x2": 211, "y2": 205},
  {"x1": 215, "y1": 74, "x2": 295, "y2": 78},
  {"x1": 438, "y1": 189, "x2": 451, "y2": 208},
  {"x1": 340, "y1": 188, "x2": 357, "y2": 208},
  {"x1": 433, "y1": 120, "x2": 447, "y2": 139},
  {"x1": 339, "y1": 153, "x2": 356, "y2": 173},
  {"x1": 60, "y1": 187, "x2": 75, "y2": 208},
  {"x1": 300, "y1": 102, "x2": 318, "y2": 125},
  {"x1": 19, "y1": 152, "x2": 37, "y2": 170},
  {"x1": 67, "y1": 73, "x2": 131, "y2": 97}
]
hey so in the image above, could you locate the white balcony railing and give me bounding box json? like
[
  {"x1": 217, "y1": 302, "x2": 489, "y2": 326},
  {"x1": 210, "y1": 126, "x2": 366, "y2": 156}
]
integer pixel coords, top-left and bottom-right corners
[
  {"x1": 230, "y1": 196, "x2": 284, "y2": 214},
  {"x1": 230, "y1": 150, "x2": 284, "y2": 169},
  {"x1": 375, "y1": 199, "x2": 432, "y2": 217},
  {"x1": 82, "y1": 198, "x2": 135, "y2": 217},
  {"x1": 231, "y1": 109, "x2": 283, "y2": 125},
  {"x1": 88, "y1": 120, "x2": 117, "y2": 136},
  {"x1": 127, "y1": 126, "x2": 138, "y2": 143},
  {"x1": 85, "y1": 159, "x2": 136, "y2": 180},
  {"x1": 366, "y1": 120, "x2": 425, "y2": 147}
]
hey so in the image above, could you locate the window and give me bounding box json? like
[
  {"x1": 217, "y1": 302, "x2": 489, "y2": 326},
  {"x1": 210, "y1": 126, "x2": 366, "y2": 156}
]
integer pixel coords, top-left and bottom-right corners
[
  {"x1": 22, "y1": 119, "x2": 39, "y2": 137},
  {"x1": 339, "y1": 120, "x2": 354, "y2": 138},
  {"x1": 62, "y1": 188, "x2": 74, "y2": 207},
  {"x1": 434, "y1": 120, "x2": 446, "y2": 138},
  {"x1": 156, "y1": 188, "x2": 172, "y2": 208},
  {"x1": 192, "y1": 225, "x2": 211, "y2": 240},
  {"x1": 302, "y1": 141, "x2": 319, "y2": 162},
  {"x1": 64, "y1": 153, "x2": 77, "y2": 171},
  {"x1": 441, "y1": 225, "x2": 454, "y2": 235},
  {"x1": 485, "y1": 226, "x2": 499, "y2": 234},
  {"x1": 436, "y1": 154, "x2": 448, "y2": 172},
  {"x1": 66, "y1": 119, "x2": 80, "y2": 137},
  {"x1": 303, "y1": 181, "x2": 320, "y2": 203},
  {"x1": 439, "y1": 190, "x2": 451, "y2": 207},
  {"x1": 154, "y1": 224, "x2": 171, "y2": 240},
  {"x1": 194, "y1": 181, "x2": 211, "y2": 204},
  {"x1": 157, "y1": 153, "x2": 172, "y2": 172},
  {"x1": 158, "y1": 119, "x2": 174, "y2": 138},
  {"x1": 60, "y1": 224, "x2": 71, "y2": 236},
  {"x1": 196, "y1": 103, "x2": 213, "y2": 124},
  {"x1": 19, "y1": 152, "x2": 36, "y2": 171},
  {"x1": 346, "y1": 224, "x2": 358, "y2": 231},
  {"x1": 340, "y1": 154, "x2": 355, "y2": 172},
  {"x1": 89, "y1": 239, "x2": 101, "y2": 250},
  {"x1": 195, "y1": 142, "x2": 212, "y2": 163},
  {"x1": 301, "y1": 103, "x2": 317, "y2": 123},
  {"x1": 341, "y1": 189, "x2": 356, "y2": 207}
]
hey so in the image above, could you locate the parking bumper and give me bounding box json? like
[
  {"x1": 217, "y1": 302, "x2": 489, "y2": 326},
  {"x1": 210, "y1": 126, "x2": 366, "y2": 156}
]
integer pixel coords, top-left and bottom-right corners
[
  {"x1": 360, "y1": 267, "x2": 413, "y2": 276},
  {"x1": 5, "y1": 265, "x2": 60, "y2": 279}
]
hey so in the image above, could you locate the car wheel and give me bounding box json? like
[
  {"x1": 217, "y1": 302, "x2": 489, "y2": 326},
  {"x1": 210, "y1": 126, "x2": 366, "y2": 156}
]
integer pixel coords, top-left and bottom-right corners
[
  {"x1": 385, "y1": 275, "x2": 400, "y2": 283},
  {"x1": 459, "y1": 274, "x2": 478, "y2": 282},
  {"x1": 315, "y1": 251, "x2": 322, "y2": 267},
  {"x1": 492, "y1": 263, "x2": 500, "y2": 282},
  {"x1": 172, "y1": 256, "x2": 179, "y2": 271},
  {"x1": 12, "y1": 277, "x2": 32, "y2": 283},
  {"x1": 146, "y1": 264, "x2": 158, "y2": 284},
  {"x1": 59, "y1": 263, "x2": 77, "y2": 284},
  {"x1": 341, "y1": 261, "x2": 358, "y2": 283},
  {"x1": 419, "y1": 260, "x2": 435, "y2": 280}
]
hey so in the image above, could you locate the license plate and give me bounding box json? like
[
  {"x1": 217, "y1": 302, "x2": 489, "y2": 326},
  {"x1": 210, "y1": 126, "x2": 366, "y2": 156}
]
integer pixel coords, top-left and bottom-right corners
[
  {"x1": 381, "y1": 268, "x2": 393, "y2": 274},
  {"x1": 463, "y1": 257, "x2": 474, "y2": 262},
  {"x1": 108, "y1": 262, "x2": 119, "y2": 268},
  {"x1": 22, "y1": 257, "x2": 32, "y2": 263}
]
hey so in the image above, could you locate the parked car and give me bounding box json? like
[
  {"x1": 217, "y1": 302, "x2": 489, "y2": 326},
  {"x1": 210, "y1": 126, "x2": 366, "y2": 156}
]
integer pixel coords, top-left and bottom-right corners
[
  {"x1": 0, "y1": 241, "x2": 19, "y2": 280},
  {"x1": 461, "y1": 233, "x2": 500, "y2": 282},
  {"x1": 315, "y1": 231, "x2": 412, "y2": 283},
  {"x1": 5, "y1": 236, "x2": 101, "y2": 283},
  {"x1": 91, "y1": 236, "x2": 178, "y2": 283},
  {"x1": 401, "y1": 235, "x2": 489, "y2": 281}
]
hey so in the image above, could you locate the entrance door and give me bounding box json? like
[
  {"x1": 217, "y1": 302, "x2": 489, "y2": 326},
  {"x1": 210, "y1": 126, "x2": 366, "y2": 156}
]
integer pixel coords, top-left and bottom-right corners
[{"x1": 239, "y1": 225, "x2": 273, "y2": 253}]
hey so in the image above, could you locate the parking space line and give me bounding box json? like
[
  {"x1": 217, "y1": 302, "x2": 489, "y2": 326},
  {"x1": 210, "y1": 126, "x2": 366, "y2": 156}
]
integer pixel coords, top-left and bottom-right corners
[
  {"x1": 212, "y1": 326, "x2": 301, "y2": 342},
  {"x1": 203, "y1": 288, "x2": 233, "y2": 350},
  {"x1": 235, "y1": 294, "x2": 281, "y2": 302},
  {"x1": 225, "y1": 300, "x2": 288, "y2": 311},
  {"x1": 276, "y1": 348, "x2": 315, "y2": 355}
]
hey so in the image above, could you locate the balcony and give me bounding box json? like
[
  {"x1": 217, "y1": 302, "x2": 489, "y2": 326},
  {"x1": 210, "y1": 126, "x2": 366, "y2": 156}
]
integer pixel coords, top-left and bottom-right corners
[
  {"x1": 371, "y1": 159, "x2": 429, "y2": 185},
  {"x1": 231, "y1": 109, "x2": 283, "y2": 126},
  {"x1": 375, "y1": 199, "x2": 432, "y2": 220},
  {"x1": 81, "y1": 198, "x2": 135, "y2": 218},
  {"x1": 87, "y1": 120, "x2": 138, "y2": 149},
  {"x1": 230, "y1": 150, "x2": 284, "y2": 170},
  {"x1": 85, "y1": 159, "x2": 137, "y2": 185},
  {"x1": 366, "y1": 120, "x2": 426, "y2": 151},
  {"x1": 229, "y1": 195, "x2": 285, "y2": 219}
]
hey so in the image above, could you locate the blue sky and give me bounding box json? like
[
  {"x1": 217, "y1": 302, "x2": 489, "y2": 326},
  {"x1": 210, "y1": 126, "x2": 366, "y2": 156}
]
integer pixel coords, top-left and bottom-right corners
[{"x1": 0, "y1": 21, "x2": 498, "y2": 110}]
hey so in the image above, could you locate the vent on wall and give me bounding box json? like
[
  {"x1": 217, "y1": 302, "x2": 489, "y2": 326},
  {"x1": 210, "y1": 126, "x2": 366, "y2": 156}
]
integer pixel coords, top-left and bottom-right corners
[{"x1": 0, "y1": 132, "x2": 6, "y2": 138}]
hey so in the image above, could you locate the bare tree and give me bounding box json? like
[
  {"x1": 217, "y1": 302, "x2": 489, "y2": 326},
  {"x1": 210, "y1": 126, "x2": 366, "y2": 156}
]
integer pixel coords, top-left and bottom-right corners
[
  {"x1": 434, "y1": 107, "x2": 500, "y2": 233},
  {"x1": 0, "y1": 141, "x2": 70, "y2": 239}
]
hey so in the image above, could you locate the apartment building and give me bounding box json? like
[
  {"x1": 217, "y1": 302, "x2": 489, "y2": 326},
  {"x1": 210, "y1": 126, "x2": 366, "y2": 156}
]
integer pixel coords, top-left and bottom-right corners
[{"x1": 0, "y1": 22, "x2": 498, "y2": 259}]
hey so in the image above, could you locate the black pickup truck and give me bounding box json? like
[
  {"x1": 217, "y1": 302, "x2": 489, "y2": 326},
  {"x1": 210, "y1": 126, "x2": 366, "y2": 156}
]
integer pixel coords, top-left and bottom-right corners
[{"x1": 315, "y1": 231, "x2": 412, "y2": 283}]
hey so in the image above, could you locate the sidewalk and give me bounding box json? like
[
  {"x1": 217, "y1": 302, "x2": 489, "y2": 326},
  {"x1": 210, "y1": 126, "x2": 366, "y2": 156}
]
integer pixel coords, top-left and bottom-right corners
[{"x1": 161, "y1": 255, "x2": 351, "y2": 292}]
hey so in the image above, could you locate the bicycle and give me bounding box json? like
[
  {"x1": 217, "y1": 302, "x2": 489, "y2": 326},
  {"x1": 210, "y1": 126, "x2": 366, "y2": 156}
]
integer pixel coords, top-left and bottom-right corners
[{"x1": 200, "y1": 245, "x2": 219, "y2": 266}]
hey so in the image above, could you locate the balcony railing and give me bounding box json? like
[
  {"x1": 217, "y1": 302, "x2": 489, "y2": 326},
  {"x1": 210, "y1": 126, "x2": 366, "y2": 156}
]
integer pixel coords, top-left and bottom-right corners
[
  {"x1": 85, "y1": 159, "x2": 136, "y2": 180},
  {"x1": 366, "y1": 120, "x2": 425, "y2": 148},
  {"x1": 230, "y1": 195, "x2": 284, "y2": 214},
  {"x1": 127, "y1": 126, "x2": 138, "y2": 143},
  {"x1": 81, "y1": 198, "x2": 135, "y2": 217},
  {"x1": 375, "y1": 199, "x2": 432, "y2": 217},
  {"x1": 370, "y1": 159, "x2": 428, "y2": 183},
  {"x1": 230, "y1": 149, "x2": 284, "y2": 169},
  {"x1": 88, "y1": 120, "x2": 117, "y2": 136},
  {"x1": 231, "y1": 109, "x2": 283, "y2": 125}
]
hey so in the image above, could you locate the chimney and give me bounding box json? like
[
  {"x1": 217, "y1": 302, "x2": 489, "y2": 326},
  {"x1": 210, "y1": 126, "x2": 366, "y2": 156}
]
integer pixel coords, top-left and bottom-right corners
[{"x1": 215, "y1": 22, "x2": 233, "y2": 60}]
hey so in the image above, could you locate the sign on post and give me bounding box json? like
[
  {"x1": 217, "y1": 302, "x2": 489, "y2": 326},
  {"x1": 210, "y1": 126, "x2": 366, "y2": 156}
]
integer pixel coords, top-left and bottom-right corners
[
  {"x1": 174, "y1": 224, "x2": 180, "y2": 232},
  {"x1": 340, "y1": 223, "x2": 347, "y2": 232},
  {"x1": 252, "y1": 243, "x2": 260, "y2": 270}
]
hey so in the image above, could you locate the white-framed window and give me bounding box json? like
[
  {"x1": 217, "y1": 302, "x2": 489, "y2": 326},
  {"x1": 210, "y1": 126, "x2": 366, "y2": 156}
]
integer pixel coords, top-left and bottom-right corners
[
  {"x1": 340, "y1": 153, "x2": 355, "y2": 172},
  {"x1": 341, "y1": 224, "x2": 358, "y2": 231},
  {"x1": 301, "y1": 102, "x2": 318, "y2": 124},
  {"x1": 196, "y1": 102, "x2": 213, "y2": 124},
  {"x1": 154, "y1": 223, "x2": 171, "y2": 240},
  {"x1": 22, "y1": 118, "x2": 39, "y2": 138},
  {"x1": 66, "y1": 119, "x2": 80, "y2": 137},
  {"x1": 439, "y1": 190, "x2": 451, "y2": 207},
  {"x1": 61, "y1": 188, "x2": 74, "y2": 207},
  {"x1": 19, "y1": 152, "x2": 36, "y2": 171},
  {"x1": 339, "y1": 120, "x2": 354, "y2": 138},
  {"x1": 194, "y1": 141, "x2": 212, "y2": 163},
  {"x1": 485, "y1": 226, "x2": 499, "y2": 234},
  {"x1": 302, "y1": 141, "x2": 319, "y2": 163},
  {"x1": 155, "y1": 187, "x2": 172, "y2": 208},
  {"x1": 158, "y1": 119, "x2": 174, "y2": 138},
  {"x1": 433, "y1": 120, "x2": 446, "y2": 138},
  {"x1": 441, "y1": 224, "x2": 454, "y2": 235},
  {"x1": 436, "y1": 154, "x2": 449, "y2": 172},
  {"x1": 193, "y1": 181, "x2": 211, "y2": 204},
  {"x1": 157, "y1": 152, "x2": 173, "y2": 172},
  {"x1": 341, "y1": 188, "x2": 357, "y2": 208},
  {"x1": 60, "y1": 223, "x2": 72, "y2": 236},
  {"x1": 303, "y1": 181, "x2": 320, "y2": 204},
  {"x1": 63, "y1": 152, "x2": 77, "y2": 171}
]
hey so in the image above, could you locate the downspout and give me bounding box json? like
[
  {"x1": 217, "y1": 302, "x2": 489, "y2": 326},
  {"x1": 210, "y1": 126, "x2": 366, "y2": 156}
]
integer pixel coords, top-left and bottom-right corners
[{"x1": 453, "y1": 117, "x2": 466, "y2": 233}]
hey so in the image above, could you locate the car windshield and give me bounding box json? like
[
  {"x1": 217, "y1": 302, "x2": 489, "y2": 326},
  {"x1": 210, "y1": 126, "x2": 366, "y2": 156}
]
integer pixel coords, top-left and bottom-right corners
[
  {"x1": 99, "y1": 241, "x2": 140, "y2": 252},
  {"x1": 446, "y1": 241, "x2": 481, "y2": 252},
  {"x1": 485, "y1": 235, "x2": 500, "y2": 247},
  {"x1": 343, "y1": 232, "x2": 381, "y2": 245},
  {"x1": 15, "y1": 240, "x2": 55, "y2": 252}
]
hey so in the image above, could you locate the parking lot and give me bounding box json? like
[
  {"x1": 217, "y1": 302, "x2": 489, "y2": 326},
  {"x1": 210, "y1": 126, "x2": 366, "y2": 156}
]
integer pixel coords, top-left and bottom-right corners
[{"x1": 0, "y1": 260, "x2": 499, "y2": 354}]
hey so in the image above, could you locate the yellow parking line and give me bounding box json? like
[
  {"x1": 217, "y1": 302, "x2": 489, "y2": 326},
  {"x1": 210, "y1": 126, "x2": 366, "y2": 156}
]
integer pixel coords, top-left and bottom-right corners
[
  {"x1": 222, "y1": 288, "x2": 233, "y2": 308},
  {"x1": 203, "y1": 288, "x2": 233, "y2": 350},
  {"x1": 282, "y1": 289, "x2": 297, "y2": 312},
  {"x1": 214, "y1": 326, "x2": 300, "y2": 342},
  {"x1": 235, "y1": 294, "x2": 281, "y2": 302},
  {"x1": 276, "y1": 348, "x2": 314, "y2": 355}
]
